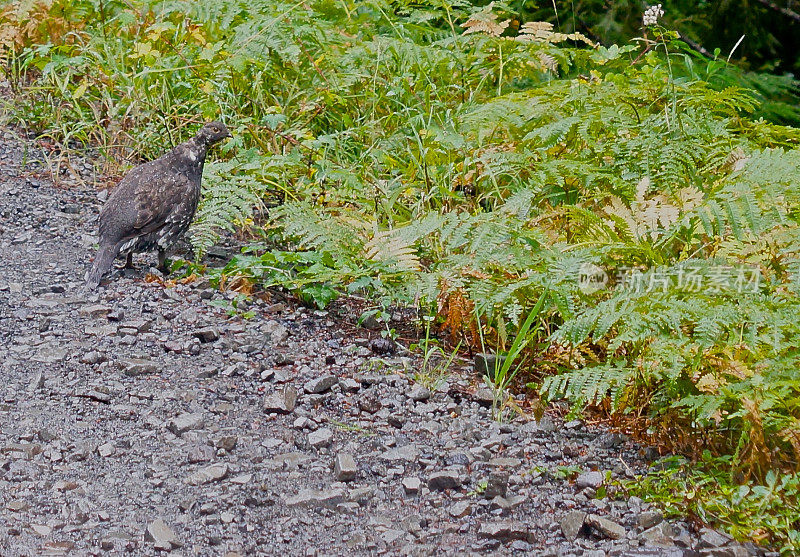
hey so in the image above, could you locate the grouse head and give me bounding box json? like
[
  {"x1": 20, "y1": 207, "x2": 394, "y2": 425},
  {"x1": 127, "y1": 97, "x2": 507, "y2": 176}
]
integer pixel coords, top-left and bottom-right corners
[{"x1": 196, "y1": 121, "x2": 232, "y2": 146}]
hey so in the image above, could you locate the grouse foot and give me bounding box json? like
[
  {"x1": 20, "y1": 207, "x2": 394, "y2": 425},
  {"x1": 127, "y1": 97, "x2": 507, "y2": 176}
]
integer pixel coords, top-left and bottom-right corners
[{"x1": 158, "y1": 249, "x2": 169, "y2": 274}]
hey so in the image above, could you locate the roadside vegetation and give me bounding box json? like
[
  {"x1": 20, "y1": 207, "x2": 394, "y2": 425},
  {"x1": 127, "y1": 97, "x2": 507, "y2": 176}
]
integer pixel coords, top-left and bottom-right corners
[{"x1": 2, "y1": 0, "x2": 799, "y2": 551}]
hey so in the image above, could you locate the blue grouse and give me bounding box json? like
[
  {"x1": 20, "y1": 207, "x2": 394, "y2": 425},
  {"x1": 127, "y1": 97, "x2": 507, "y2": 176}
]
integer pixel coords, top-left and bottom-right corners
[{"x1": 86, "y1": 121, "x2": 230, "y2": 289}]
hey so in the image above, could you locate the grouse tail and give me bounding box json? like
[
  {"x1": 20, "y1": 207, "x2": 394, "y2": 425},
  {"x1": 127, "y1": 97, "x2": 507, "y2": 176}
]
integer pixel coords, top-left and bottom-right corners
[{"x1": 85, "y1": 244, "x2": 118, "y2": 289}]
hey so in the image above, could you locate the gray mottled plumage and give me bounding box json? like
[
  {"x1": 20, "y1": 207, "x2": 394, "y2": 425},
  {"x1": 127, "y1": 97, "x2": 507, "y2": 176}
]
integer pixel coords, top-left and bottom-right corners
[{"x1": 86, "y1": 121, "x2": 231, "y2": 289}]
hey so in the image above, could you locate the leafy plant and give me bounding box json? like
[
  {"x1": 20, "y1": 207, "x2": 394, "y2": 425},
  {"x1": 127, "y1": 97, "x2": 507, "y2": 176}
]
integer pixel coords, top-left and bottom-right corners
[
  {"x1": 623, "y1": 454, "x2": 800, "y2": 554},
  {"x1": 479, "y1": 290, "x2": 549, "y2": 422},
  {"x1": 410, "y1": 314, "x2": 460, "y2": 392}
]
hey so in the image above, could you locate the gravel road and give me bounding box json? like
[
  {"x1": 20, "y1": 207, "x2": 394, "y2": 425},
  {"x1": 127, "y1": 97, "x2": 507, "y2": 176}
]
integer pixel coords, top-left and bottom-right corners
[{"x1": 0, "y1": 127, "x2": 764, "y2": 556}]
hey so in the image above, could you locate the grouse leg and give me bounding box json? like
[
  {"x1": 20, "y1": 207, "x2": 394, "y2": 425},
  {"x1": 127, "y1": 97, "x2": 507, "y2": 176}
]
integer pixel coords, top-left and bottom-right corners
[
  {"x1": 124, "y1": 252, "x2": 134, "y2": 269},
  {"x1": 158, "y1": 248, "x2": 169, "y2": 274}
]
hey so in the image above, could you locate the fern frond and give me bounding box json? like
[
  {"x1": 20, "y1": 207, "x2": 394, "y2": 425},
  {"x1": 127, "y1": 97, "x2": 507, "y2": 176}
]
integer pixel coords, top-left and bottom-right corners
[{"x1": 364, "y1": 229, "x2": 421, "y2": 272}]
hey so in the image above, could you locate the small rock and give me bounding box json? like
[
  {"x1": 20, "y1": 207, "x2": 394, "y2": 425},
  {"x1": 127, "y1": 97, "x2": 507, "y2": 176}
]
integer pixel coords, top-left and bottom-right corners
[
  {"x1": 697, "y1": 527, "x2": 733, "y2": 549},
  {"x1": 359, "y1": 313, "x2": 382, "y2": 330},
  {"x1": 339, "y1": 378, "x2": 360, "y2": 392},
  {"x1": 186, "y1": 444, "x2": 214, "y2": 464},
  {"x1": 145, "y1": 518, "x2": 182, "y2": 550},
  {"x1": 263, "y1": 386, "x2": 298, "y2": 414},
  {"x1": 381, "y1": 444, "x2": 418, "y2": 462},
  {"x1": 185, "y1": 463, "x2": 228, "y2": 486},
  {"x1": 473, "y1": 387, "x2": 494, "y2": 407},
  {"x1": 640, "y1": 522, "x2": 675, "y2": 547},
  {"x1": 334, "y1": 453, "x2": 357, "y2": 482},
  {"x1": 214, "y1": 435, "x2": 238, "y2": 452},
  {"x1": 369, "y1": 338, "x2": 394, "y2": 354},
  {"x1": 408, "y1": 384, "x2": 431, "y2": 402},
  {"x1": 348, "y1": 486, "x2": 375, "y2": 504},
  {"x1": 28, "y1": 371, "x2": 45, "y2": 392},
  {"x1": 264, "y1": 320, "x2": 288, "y2": 344},
  {"x1": 484, "y1": 471, "x2": 509, "y2": 498},
  {"x1": 192, "y1": 327, "x2": 220, "y2": 343},
  {"x1": 489, "y1": 496, "x2": 511, "y2": 512},
  {"x1": 117, "y1": 358, "x2": 158, "y2": 376},
  {"x1": 702, "y1": 547, "x2": 751, "y2": 557},
  {"x1": 448, "y1": 500, "x2": 472, "y2": 518},
  {"x1": 106, "y1": 309, "x2": 124, "y2": 321},
  {"x1": 308, "y1": 427, "x2": 333, "y2": 448},
  {"x1": 162, "y1": 340, "x2": 183, "y2": 353},
  {"x1": 402, "y1": 477, "x2": 422, "y2": 494},
  {"x1": 304, "y1": 375, "x2": 338, "y2": 394},
  {"x1": 637, "y1": 510, "x2": 664, "y2": 530},
  {"x1": 509, "y1": 540, "x2": 532, "y2": 552},
  {"x1": 357, "y1": 394, "x2": 381, "y2": 414},
  {"x1": 30, "y1": 524, "x2": 52, "y2": 536},
  {"x1": 477, "y1": 520, "x2": 530, "y2": 542},
  {"x1": 80, "y1": 351, "x2": 106, "y2": 364},
  {"x1": 427, "y1": 471, "x2": 461, "y2": 491},
  {"x1": 387, "y1": 414, "x2": 404, "y2": 428},
  {"x1": 41, "y1": 541, "x2": 75, "y2": 554},
  {"x1": 220, "y1": 511, "x2": 235, "y2": 524},
  {"x1": 167, "y1": 413, "x2": 205, "y2": 436},
  {"x1": 560, "y1": 511, "x2": 587, "y2": 542},
  {"x1": 576, "y1": 470, "x2": 605, "y2": 489},
  {"x1": 7, "y1": 500, "x2": 28, "y2": 512},
  {"x1": 284, "y1": 488, "x2": 346, "y2": 509},
  {"x1": 80, "y1": 304, "x2": 112, "y2": 318},
  {"x1": 97, "y1": 442, "x2": 115, "y2": 457},
  {"x1": 585, "y1": 513, "x2": 626, "y2": 540}
]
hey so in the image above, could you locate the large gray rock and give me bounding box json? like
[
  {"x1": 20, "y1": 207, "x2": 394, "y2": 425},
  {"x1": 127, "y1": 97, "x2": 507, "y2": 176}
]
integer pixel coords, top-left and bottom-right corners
[
  {"x1": 474, "y1": 353, "x2": 505, "y2": 378},
  {"x1": 637, "y1": 510, "x2": 664, "y2": 530}
]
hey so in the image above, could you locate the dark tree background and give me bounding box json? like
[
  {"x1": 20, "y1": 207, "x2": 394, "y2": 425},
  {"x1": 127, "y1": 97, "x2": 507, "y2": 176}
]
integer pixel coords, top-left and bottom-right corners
[
  {"x1": 494, "y1": 0, "x2": 800, "y2": 123},
  {"x1": 510, "y1": 0, "x2": 799, "y2": 71}
]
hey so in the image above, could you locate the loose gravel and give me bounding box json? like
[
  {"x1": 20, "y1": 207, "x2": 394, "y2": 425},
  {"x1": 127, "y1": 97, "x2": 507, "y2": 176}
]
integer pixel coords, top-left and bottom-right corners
[{"x1": 0, "y1": 128, "x2": 768, "y2": 556}]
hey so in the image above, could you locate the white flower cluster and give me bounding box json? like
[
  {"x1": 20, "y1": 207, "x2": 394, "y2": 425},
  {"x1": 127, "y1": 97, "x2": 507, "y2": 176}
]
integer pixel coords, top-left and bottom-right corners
[{"x1": 643, "y1": 4, "x2": 664, "y2": 26}]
